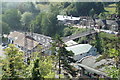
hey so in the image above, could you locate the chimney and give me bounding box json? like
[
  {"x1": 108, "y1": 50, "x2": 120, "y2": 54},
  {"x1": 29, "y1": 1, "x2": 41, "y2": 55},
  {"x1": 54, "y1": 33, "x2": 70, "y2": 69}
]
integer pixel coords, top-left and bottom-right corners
[{"x1": 71, "y1": 15, "x2": 72, "y2": 19}]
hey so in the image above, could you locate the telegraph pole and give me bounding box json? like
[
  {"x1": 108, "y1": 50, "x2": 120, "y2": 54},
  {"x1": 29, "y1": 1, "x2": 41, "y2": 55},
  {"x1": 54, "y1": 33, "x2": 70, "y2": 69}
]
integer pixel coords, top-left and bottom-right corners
[
  {"x1": 30, "y1": 24, "x2": 34, "y2": 58},
  {"x1": 24, "y1": 23, "x2": 28, "y2": 63}
]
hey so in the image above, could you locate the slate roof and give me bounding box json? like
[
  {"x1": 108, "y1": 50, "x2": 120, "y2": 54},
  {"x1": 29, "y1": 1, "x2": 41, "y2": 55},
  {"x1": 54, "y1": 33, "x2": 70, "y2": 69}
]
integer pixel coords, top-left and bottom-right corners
[
  {"x1": 96, "y1": 19, "x2": 118, "y2": 26},
  {"x1": 27, "y1": 32, "x2": 53, "y2": 49},
  {"x1": 65, "y1": 44, "x2": 92, "y2": 55},
  {"x1": 8, "y1": 31, "x2": 39, "y2": 50}
]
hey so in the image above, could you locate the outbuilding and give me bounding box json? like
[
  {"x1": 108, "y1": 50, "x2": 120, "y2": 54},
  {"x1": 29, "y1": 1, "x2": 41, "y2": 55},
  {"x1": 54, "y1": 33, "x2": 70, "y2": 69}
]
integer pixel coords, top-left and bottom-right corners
[{"x1": 65, "y1": 44, "x2": 97, "y2": 61}]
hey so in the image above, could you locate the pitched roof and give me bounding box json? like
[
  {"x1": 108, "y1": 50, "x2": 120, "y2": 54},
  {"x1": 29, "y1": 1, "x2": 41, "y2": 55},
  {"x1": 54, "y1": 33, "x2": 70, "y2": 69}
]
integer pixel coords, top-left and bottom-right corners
[
  {"x1": 8, "y1": 31, "x2": 39, "y2": 50},
  {"x1": 65, "y1": 44, "x2": 92, "y2": 55},
  {"x1": 27, "y1": 32, "x2": 53, "y2": 49},
  {"x1": 65, "y1": 40, "x2": 78, "y2": 46},
  {"x1": 96, "y1": 19, "x2": 118, "y2": 26}
]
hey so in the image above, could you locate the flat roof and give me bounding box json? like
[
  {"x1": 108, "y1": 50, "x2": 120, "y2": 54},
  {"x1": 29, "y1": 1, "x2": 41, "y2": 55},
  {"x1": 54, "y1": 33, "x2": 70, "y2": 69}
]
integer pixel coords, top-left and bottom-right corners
[{"x1": 57, "y1": 15, "x2": 80, "y2": 21}]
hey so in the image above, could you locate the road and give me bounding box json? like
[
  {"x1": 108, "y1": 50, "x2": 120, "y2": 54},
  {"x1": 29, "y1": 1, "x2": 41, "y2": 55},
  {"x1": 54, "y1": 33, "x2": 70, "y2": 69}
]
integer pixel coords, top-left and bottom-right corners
[
  {"x1": 62, "y1": 24, "x2": 119, "y2": 42},
  {"x1": 62, "y1": 30, "x2": 96, "y2": 42}
]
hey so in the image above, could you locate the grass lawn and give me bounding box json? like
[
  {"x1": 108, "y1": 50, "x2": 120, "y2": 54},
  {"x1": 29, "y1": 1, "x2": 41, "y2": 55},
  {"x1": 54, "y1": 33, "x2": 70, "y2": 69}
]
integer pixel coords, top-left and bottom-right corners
[
  {"x1": 105, "y1": 3, "x2": 116, "y2": 14},
  {"x1": 37, "y1": 4, "x2": 50, "y2": 12},
  {"x1": 105, "y1": 7, "x2": 116, "y2": 14}
]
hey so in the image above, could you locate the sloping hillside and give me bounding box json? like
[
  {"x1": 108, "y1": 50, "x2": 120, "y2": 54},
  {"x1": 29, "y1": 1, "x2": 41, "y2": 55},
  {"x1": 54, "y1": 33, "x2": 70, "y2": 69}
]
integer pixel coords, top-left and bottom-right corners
[{"x1": 104, "y1": 3, "x2": 116, "y2": 14}]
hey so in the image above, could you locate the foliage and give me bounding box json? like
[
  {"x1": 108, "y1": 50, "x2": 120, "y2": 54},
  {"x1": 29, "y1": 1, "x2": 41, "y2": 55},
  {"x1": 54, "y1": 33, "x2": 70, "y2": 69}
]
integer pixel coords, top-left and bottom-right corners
[
  {"x1": 1, "y1": 44, "x2": 57, "y2": 79},
  {"x1": 105, "y1": 66, "x2": 120, "y2": 79},
  {"x1": 63, "y1": 27, "x2": 88, "y2": 37},
  {"x1": 21, "y1": 12, "x2": 34, "y2": 30},
  {"x1": 89, "y1": 8, "x2": 95, "y2": 17},
  {"x1": 116, "y1": 2, "x2": 120, "y2": 17},
  {"x1": 2, "y1": 44, "x2": 26, "y2": 78},
  {"x1": 96, "y1": 32, "x2": 119, "y2": 54},
  {"x1": 32, "y1": 58, "x2": 41, "y2": 80},
  {"x1": 108, "y1": 49, "x2": 120, "y2": 67},
  {"x1": 2, "y1": 9, "x2": 21, "y2": 30},
  {"x1": 104, "y1": 7, "x2": 116, "y2": 14},
  {"x1": 32, "y1": 9, "x2": 63, "y2": 37},
  {"x1": 0, "y1": 21, "x2": 10, "y2": 34},
  {"x1": 105, "y1": 49, "x2": 120, "y2": 79},
  {"x1": 51, "y1": 35, "x2": 76, "y2": 77},
  {"x1": 95, "y1": 33, "x2": 102, "y2": 54},
  {"x1": 66, "y1": 2, "x2": 105, "y2": 16},
  {"x1": 39, "y1": 56, "x2": 55, "y2": 78},
  {"x1": 31, "y1": 52, "x2": 56, "y2": 79},
  {"x1": 16, "y1": 2, "x2": 39, "y2": 14},
  {"x1": 99, "y1": 12, "x2": 107, "y2": 20}
]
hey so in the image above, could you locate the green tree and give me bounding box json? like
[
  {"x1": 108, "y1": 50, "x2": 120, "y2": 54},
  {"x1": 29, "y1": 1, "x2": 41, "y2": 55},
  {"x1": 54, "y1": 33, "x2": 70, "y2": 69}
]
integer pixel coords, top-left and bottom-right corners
[
  {"x1": 99, "y1": 12, "x2": 107, "y2": 20},
  {"x1": 0, "y1": 21, "x2": 10, "y2": 34},
  {"x1": 105, "y1": 49, "x2": 120, "y2": 79},
  {"x1": 95, "y1": 33, "x2": 102, "y2": 54},
  {"x1": 32, "y1": 58, "x2": 41, "y2": 80},
  {"x1": 17, "y1": 2, "x2": 39, "y2": 14},
  {"x1": 31, "y1": 12, "x2": 43, "y2": 34},
  {"x1": 33, "y1": 11, "x2": 59, "y2": 36},
  {"x1": 31, "y1": 52, "x2": 56, "y2": 79},
  {"x1": 74, "y1": 2, "x2": 104, "y2": 16},
  {"x1": 51, "y1": 35, "x2": 76, "y2": 78},
  {"x1": 108, "y1": 49, "x2": 120, "y2": 68},
  {"x1": 89, "y1": 8, "x2": 95, "y2": 17},
  {"x1": 106, "y1": 66, "x2": 120, "y2": 79},
  {"x1": 2, "y1": 9, "x2": 21, "y2": 30},
  {"x1": 21, "y1": 12, "x2": 34, "y2": 30},
  {"x1": 116, "y1": 1, "x2": 120, "y2": 17},
  {"x1": 2, "y1": 44, "x2": 26, "y2": 79}
]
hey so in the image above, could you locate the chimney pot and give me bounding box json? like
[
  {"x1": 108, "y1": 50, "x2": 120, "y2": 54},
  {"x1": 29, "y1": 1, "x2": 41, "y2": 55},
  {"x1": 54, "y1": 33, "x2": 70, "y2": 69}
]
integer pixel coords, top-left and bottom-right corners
[{"x1": 71, "y1": 15, "x2": 72, "y2": 19}]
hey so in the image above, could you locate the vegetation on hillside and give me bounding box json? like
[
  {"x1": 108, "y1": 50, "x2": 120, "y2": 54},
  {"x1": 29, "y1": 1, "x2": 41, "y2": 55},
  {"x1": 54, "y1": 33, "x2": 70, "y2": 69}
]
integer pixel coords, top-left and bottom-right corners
[
  {"x1": 1, "y1": 2, "x2": 120, "y2": 79},
  {"x1": 0, "y1": 44, "x2": 57, "y2": 79}
]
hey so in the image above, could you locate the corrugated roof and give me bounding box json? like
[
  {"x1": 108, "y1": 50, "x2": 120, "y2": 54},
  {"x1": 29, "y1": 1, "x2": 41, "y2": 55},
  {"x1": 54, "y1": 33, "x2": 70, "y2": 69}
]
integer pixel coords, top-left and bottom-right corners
[{"x1": 65, "y1": 44, "x2": 92, "y2": 55}]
